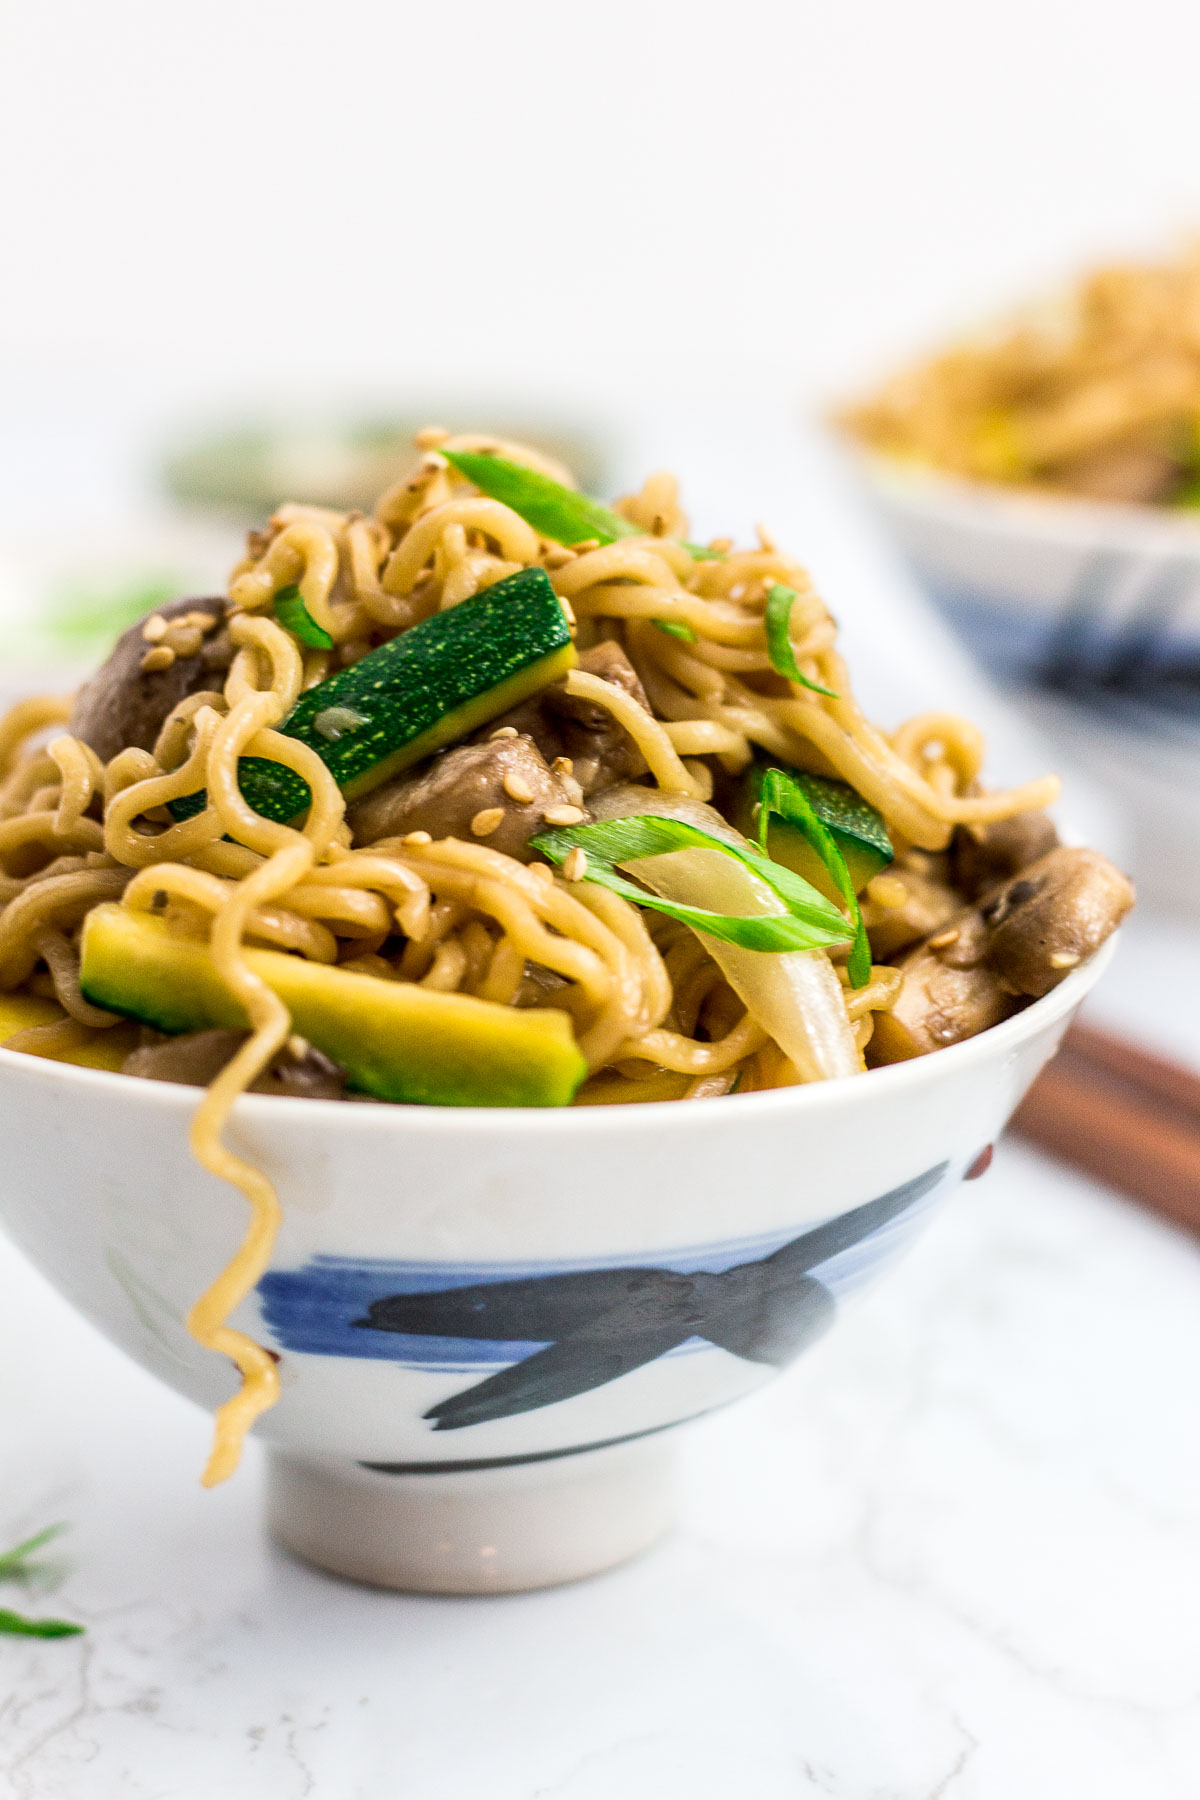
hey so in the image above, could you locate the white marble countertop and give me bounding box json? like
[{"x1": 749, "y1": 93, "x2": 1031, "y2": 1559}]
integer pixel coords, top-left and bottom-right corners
[{"x1": 2, "y1": 909, "x2": 1199, "y2": 1800}]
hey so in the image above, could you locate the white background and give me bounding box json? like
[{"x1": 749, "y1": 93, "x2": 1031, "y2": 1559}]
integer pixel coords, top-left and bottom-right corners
[{"x1": 4, "y1": 0, "x2": 1200, "y2": 410}]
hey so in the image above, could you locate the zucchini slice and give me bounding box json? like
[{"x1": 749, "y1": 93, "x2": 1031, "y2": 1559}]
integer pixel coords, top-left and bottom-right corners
[
  {"x1": 79, "y1": 904, "x2": 587, "y2": 1107},
  {"x1": 745, "y1": 763, "x2": 893, "y2": 899},
  {"x1": 172, "y1": 565, "x2": 575, "y2": 824},
  {"x1": 0, "y1": 992, "x2": 140, "y2": 1070}
]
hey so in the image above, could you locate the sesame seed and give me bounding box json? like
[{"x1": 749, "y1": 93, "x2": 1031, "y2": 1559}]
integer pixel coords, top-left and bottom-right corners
[
  {"x1": 542, "y1": 546, "x2": 576, "y2": 569},
  {"x1": 1049, "y1": 950, "x2": 1080, "y2": 968},
  {"x1": 529, "y1": 863, "x2": 554, "y2": 886},
  {"x1": 504, "y1": 772, "x2": 535, "y2": 804},
  {"x1": 183, "y1": 609, "x2": 218, "y2": 630},
  {"x1": 402, "y1": 829, "x2": 433, "y2": 846},
  {"x1": 287, "y1": 1034, "x2": 310, "y2": 1059},
  {"x1": 551, "y1": 756, "x2": 574, "y2": 776},
  {"x1": 142, "y1": 615, "x2": 168, "y2": 643},
  {"x1": 559, "y1": 596, "x2": 577, "y2": 627},
  {"x1": 471, "y1": 807, "x2": 505, "y2": 837},
  {"x1": 563, "y1": 847, "x2": 588, "y2": 881},
  {"x1": 569, "y1": 538, "x2": 600, "y2": 554},
  {"x1": 140, "y1": 645, "x2": 176, "y2": 673},
  {"x1": 313, "y1": 705, "x2": 368, "y2": 742},
  {"x1": 928, "y1": 927, "x2": 960, "y2": 950},
  {"x1": 708, "y1": 537, "x2": 733, "y2": 554},
  {"x1": 490, "y1": 725, "x2": 519, "y2": 740},
  {"x1": 164, "y1": 625, "x2": 204, "y2": 658},
  {"x1": 543, "y1": 804, "x2": 585, "y2": 827}
]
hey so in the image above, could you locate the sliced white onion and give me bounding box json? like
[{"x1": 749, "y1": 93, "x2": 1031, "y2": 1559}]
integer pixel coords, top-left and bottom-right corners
[{"x1": 588, "y1": 785, "x2": 860, "y2": 1082}]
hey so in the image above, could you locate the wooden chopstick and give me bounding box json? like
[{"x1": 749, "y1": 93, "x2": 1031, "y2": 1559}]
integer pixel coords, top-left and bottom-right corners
[{"x1": 1010, "y1": 1021, "x2": 1200, "y2": 1237}]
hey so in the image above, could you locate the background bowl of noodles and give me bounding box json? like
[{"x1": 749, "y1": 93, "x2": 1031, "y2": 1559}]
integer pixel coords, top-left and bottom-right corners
[
  {"x1": 833, "y1": 242, "x2": 1200, "y2": 910},
  {"x1": 840, "y1": 449, "x2": 1200, "y2": 911},
  {"x1": 0, "y1": 939, "x2": 1111, "y2": 1595}
]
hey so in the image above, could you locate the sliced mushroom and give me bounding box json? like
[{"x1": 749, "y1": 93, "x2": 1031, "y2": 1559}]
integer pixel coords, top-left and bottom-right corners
[
  {"x1": 870, "y1": 845, "x2": 1133, "y2": 1063},
  {"x1": 348, "y1": 733, "x2": 587, "y2": 861},
  {"x1": 481, "y1": 640, "x2": 650, "y2": 794},
  {"x1": 122, "y1": 1028, "x2": 349, "y2": 1099},
  {"x1": 863, "y1": 867, "x2": 961, "y2": 960},
  {"x1": 1051, "y1": 444, "x2": 1182, "y2": 505},
  {"x1": 869, "y1": 955, "x2": 1018, "y2": 1062},
  {"x1": 982, "y1": 847, "x2": 1135, "y2": 999},
  {"x1": 70, "y1": 596, "x2": 233, "y2": 763},
  {"x1": 950, "y1": 809, "x2": 1059, "y2": 901}
]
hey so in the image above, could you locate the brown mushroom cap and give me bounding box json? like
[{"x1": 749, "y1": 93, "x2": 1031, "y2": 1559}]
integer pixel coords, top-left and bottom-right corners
[
  {"x1": 871, "y1": 843, "x2": 1133, "y2": 1063},
  {"x1": 983, "y1": 847, "x2": 1135, "y2": 999},
  {"x1": 950, "y1": 809, "x2": 1060, "y2": 901},
  {"x1": 123, "y1": 1028, "x2": 348, "y2": 1099},
  {"x1": 869, "y1": 953, "x2": 1018, "y2": 1062},
  {"x1": 864, "y1": 867, "x2": 961, "y2": 961},
  {"x1": 348, "y1": 733, "x2": 586, "y2": 861},
  {"x1": 70, "y1": 596, "x2": 233, "y2": 763},
  {"x1": 480, "y1": 640, "x2": 650, "y2": 795}
]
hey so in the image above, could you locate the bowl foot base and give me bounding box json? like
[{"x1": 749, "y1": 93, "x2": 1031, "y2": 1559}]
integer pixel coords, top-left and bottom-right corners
[{"x1": 266, "y1": 1436, "x2": 681, "y2": 1595}]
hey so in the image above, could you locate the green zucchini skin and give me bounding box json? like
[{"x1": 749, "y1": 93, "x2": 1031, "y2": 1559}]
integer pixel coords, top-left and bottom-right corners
[
  {"x1": 746, "y1": 761, "x2": 893, "y2": 872},
  {"x1": 171, "y1": 566, "x2": 574, "y2": 824},
  {"x1": 80, "y1": 904, "x2": 588, "y2": 1107}
]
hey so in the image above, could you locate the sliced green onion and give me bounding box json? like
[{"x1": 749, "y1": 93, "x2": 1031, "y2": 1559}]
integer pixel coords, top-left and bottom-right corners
[
  {"x1": 532, "y1": 814, "x2": 853, "y2": 954},
  {"x1": 0, "y1": 1609, "x2": 84, "y2": 1639},
  {"x1": 764, "y1": 584, "x2": 838, "y2": 698},
  {"x1": 757, "y1": 767, "x2": 871, "y2": 986},
  {"x1": 749, "y1": 762, "x2": 892, "y2": 870},
  {"x1": 0, "y1": 1524, "x2": 65, "y2": 1580},
  {"x1": 442, "y1": 449, "x2": 726, "y2": 563},
  {"x1": 652, "y1": 618, "x2": 698, "y2": 643},
  {"x1": 442, "y1": 450, "x2": 637, "y2": 547},
  {"x1": 273, "y1": 585, "x2": 334, "y2": 650},
  {"x1": 0, "y1": 1523, "x2": 83, "y2": 1638}
]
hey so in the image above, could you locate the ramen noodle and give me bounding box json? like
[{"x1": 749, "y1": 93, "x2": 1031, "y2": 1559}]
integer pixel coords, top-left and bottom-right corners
[{"x1": 840, "y1": 243, "x2": 1200, "y2": 506}]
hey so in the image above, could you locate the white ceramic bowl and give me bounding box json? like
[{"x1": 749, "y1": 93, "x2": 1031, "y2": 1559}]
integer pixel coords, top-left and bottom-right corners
[
  {"x1": 0, "y1": 946, "x2": 1111, "y2": 1594},
  {"x1": 849, "y1": 450, "x2": 1200, "y2": 672},
  {"x1": 847, "y1": 449, "x2": 1200, "y2": 909}
]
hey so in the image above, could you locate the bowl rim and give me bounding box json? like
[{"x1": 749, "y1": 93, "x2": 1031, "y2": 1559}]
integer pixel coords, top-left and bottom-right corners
[
  {"x1": 841, "y1": 439, "x2": 1200, "y2": 555},
  {"x1": 0, "y1": 937, "x2": 1114, "y2": 1139}
]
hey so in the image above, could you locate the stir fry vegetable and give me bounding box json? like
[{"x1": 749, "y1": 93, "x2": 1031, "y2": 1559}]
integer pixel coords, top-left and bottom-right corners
[
  {"x1": 756, "y1": 767, "x2": 871, "y2": 987},
  {"x1": 0, "y1": 1524, "x2": 83, "y2": 1640},
  {"x1": 763, "y1": 584, "x2": 838, "y2": 698},
  {"x1": 442, "y1": 450, "x2": 638, "y2": 548},
  {"x1": 573, "y1": 786, "x2": 861, "y2": 1082},
  {"x1": 532, "y1": 813, "x2": 854, "y2": 955},
  {"x1": 173, "y1": 566, "x2": 575, "y2": 823},
  {"x1": 442, "y1": 449, "x2": 723, "y2": 558},
  {"x1": 273, "y1": 584, "x2": 334, "y2": 650}
]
